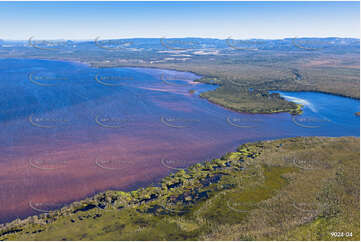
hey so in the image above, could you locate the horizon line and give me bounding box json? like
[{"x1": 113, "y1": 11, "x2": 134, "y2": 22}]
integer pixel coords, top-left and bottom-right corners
[{"x1": 1, "y1": 36, "x2": 360, "y2": 41}]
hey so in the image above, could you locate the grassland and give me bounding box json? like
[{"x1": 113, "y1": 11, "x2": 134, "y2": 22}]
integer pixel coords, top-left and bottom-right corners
[{"x1": 1, "y1": 136, "x2": 359, "y2": 241}]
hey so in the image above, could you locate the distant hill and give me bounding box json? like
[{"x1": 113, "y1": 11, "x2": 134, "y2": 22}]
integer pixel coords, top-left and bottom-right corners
[{"x1": 1, "y1": 37, "x2": 359, "y2": 53}]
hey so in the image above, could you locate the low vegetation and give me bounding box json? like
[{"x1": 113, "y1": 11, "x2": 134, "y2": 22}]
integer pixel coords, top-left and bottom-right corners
[
  {"x1": 1, "y1": 38, "x2": 359, "y2": 115},
  {"x1": 90, "y1": 50, "x2": 359, "y2": 114},
  {"x1": 1, "y1": 136, "x2": 359, "y2": 241},
  {"x1": 199, "y1": 84, "x2": 302, "y2": 114}
]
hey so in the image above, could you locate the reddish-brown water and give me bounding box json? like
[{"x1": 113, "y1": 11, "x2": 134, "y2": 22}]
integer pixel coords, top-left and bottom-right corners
[{"x1": 0, "y1": 59, "x2": 359, "y2": 223}]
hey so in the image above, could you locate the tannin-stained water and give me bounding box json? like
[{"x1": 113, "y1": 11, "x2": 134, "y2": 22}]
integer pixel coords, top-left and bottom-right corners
[{"x1": 0, "y1": 59, "x2": 359, "y2": 223}]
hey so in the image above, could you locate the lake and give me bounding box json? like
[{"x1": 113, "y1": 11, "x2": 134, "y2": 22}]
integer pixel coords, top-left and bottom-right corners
[{"x1": 0, "y1": 58, "x2": 359, "y2": 223}]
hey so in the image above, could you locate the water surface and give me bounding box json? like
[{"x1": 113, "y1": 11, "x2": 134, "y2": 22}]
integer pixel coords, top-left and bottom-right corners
[{"x1": 0, "y1": 59, "x2": 359, "y2": 223}]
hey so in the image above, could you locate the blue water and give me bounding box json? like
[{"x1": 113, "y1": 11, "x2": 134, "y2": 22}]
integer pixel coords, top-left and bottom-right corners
[
  {"x1": 272, "y1": 91, "x2": 360, "y2": 137},
  {"x1": 0, "y1": 58, "x2": 359, "y2": 223},
  {"x1": 0, "y1": 58, "x2": 358, "y2": 163}
]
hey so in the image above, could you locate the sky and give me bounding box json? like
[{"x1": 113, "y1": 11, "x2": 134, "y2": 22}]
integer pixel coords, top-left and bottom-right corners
[{"x1": 0, "y1": 1, "x2": 359, "y2": 40}]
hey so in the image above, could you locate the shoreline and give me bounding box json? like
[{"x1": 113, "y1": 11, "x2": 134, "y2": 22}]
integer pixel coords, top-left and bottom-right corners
[
  {"x1": 0, "y1": 135, "x2": 315, "y2": 227},
  {"x1": 1, "y1": 135, "x2": 358, "y2": 227},
  {"x1": 1, "y1": 136, "x2": 359, "y2": 240},
  {"x1": 1, "y1": 56, "x2": 359, "y2": 101},
  {"x1": 87, "y1": 62, "x2": 361, "y2": 100},
  {"x1": 0, "y1": 58, "x2": 359, "y2": 225}
]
